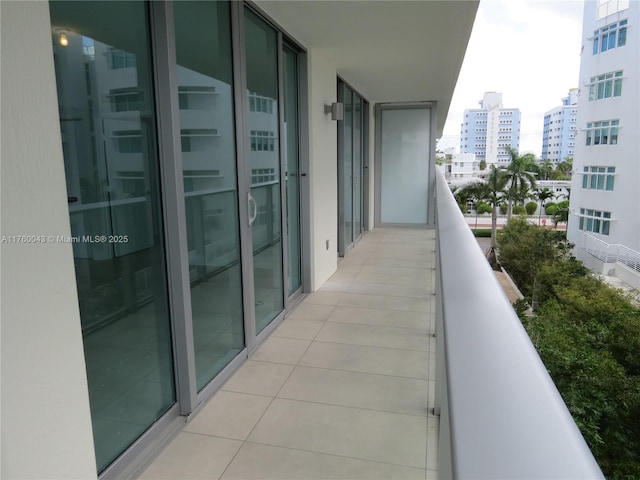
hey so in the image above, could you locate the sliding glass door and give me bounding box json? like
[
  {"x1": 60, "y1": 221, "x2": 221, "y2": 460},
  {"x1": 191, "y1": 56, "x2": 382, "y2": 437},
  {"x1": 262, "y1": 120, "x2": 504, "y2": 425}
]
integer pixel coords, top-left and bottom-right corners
[
  {"x1": 174, "y1": 1, "x2": 245, "y2": 391},
  {"x1": 50, "y1": 1, "x2": 175, "y2": 471},
  {"x1": 50, "y1": 1, "x2": 304, "y2": 474},
  {"x1": 283, "y1": 45, "x2": 302, "y2": 296},
  {"x1": 338, "y1": 80, "x2": 367, "y2": 256},
  {"x1": 244, "y1": 9, "x2": 285, "y2": 334}
]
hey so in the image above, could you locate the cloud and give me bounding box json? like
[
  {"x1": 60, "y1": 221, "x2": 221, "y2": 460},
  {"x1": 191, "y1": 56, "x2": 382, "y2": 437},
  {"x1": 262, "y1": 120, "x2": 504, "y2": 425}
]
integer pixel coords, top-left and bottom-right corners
[{"x1": 441, "y1": 0, "x2": 584, "y2": 156}]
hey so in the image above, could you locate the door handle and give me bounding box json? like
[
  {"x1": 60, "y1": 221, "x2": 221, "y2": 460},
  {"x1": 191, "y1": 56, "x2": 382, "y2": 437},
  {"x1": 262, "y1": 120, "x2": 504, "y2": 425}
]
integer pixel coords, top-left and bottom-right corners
[{"x1": 248, "y1": 193, "x2": 257, "y2": 226}]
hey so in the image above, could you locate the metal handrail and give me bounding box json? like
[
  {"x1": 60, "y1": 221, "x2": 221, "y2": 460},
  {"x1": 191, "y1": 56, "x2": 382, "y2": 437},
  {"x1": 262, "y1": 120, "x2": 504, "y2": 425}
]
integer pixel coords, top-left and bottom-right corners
[
  {"x1": 582, "y1": 232, "x2": 640, "y2": 272},
  {"x1": 434, "y1": 172, "x2": 603, "y2": 479}
]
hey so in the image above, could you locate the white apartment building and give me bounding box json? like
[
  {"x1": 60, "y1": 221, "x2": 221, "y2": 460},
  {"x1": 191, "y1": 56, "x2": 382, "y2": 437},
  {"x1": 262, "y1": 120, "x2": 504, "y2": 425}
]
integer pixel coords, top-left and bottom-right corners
[
  {"x1": 568, "y1": 0, "x2": 640, "y2": 262},
  {"x1": 541, "y1": 89, "x2": 578, "y2": 164},
  {"x1": 460, "y1": 92, "x2": 521, "y2": 167},
  {"x1": 442, "y1": 147, "x2": 478, "y2": 185}
]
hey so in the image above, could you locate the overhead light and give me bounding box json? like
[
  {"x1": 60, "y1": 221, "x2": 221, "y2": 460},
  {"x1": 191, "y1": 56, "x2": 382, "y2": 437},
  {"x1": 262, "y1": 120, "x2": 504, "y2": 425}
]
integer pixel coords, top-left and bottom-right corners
[{"x1": 53, "y1": 28, "x2": 71, "y2": 47}]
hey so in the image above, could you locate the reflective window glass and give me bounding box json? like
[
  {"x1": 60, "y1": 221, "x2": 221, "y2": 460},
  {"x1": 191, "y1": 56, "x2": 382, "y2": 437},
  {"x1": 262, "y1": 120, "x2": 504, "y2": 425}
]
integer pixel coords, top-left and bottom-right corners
[
  {"x1": 174, "y1": 1, "x2": 245, "y2": 391},
  {"x1": 50, "y1": 1, "x2": 175, "y2": 472}
]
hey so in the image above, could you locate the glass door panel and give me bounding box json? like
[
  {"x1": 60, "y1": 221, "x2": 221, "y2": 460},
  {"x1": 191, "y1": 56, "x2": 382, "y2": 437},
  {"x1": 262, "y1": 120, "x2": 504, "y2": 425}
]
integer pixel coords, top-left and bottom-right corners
[
  {"x1": 244, "y1": 9, "x2": 285, "y2": 333},
  {"x1": 50, "y1": 1, "x2": 175, "y2": 472},
  {"x1": 353, "y1": 94, "x2": 363, "y2": 238},
  {"x1": 380, "y1": 108, "x2": 430, "y2": 224},
  {"x1": 174, "y1": 1, "x2": 244, "y2": 391},
  {"x1": 284, "y1": 45, "x2": 302, "y2": 295},
  {"x1": 343, "y1": 86, "x2": 353, "y2": 247}
]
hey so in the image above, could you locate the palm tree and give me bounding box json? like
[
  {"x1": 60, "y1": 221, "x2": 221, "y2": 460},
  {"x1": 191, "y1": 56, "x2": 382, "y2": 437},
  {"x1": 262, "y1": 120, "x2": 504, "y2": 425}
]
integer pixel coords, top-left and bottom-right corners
[
  {"x1": 533, "y1": 187, "x2": 555, "y2": 225},
  {"x1": 484, "y1": 166, "x2": 509, "y2": 251},
  {"x1": 553, "y1": 157, "x2": 573, "y2": 180},
  {"x1": 504, "y1": 146, "x2": 537, "y2": 219},
  {"x1": 458, "y1": 181, "x2": 490, "y2": 231},
  {"x1": 453, "y1": 186, "x2": 472, "y2": 214},
  {"x1": 538, "y1": 159, "x2": 554, "y2": 180}
]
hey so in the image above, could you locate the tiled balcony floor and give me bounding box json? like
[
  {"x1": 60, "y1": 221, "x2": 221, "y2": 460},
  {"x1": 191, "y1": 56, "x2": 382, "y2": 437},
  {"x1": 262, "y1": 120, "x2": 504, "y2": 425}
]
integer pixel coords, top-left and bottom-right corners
[{"x1": 140, "y1": 228, "x2": 438, "y2": 479}]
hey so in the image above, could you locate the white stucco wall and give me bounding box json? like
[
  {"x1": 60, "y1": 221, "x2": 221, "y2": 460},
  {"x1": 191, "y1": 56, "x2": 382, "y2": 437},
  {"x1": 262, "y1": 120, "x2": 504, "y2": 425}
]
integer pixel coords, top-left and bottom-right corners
[
  {"x1": 305, "y1": 49, "x2": 339, "y2": 290},
  {"x1": 0, "y1": 2, "x2": 97, "y2": 478}
]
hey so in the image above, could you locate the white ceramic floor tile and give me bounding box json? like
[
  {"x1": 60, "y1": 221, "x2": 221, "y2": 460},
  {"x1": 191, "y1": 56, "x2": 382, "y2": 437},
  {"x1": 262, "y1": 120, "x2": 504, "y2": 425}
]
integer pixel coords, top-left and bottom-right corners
[
  {"x1": 299, "y1": 341, "x2": 428, "y2": 379},
  {"x1": 303, "y1": 292, "x2": 344, "y2": 305},
  {"x1": 316, "y1": 322, "x2": 429, "y2": 351},
  {"x1": 138, "y1": 432, "x2": 242, "y2": 480},
  {"x1": 354, "y1": 271, "x2": 430, "y2": 288},
  {"x1": 221, "y1": 360, "x2": 293, "y2": 397},
  {"x1": 221, "y1": 442, "x2": 426, "y2": 480},
  {"x1": 338, "y1": 293, "x2": 430, "y2": 313},
  {"x1": 248, "y1": 398, "x2": 427, "y2": 468},
  {"x1": 347, "y1": 282, "x2": 429, "y2": 299},
  {"x1": 250, "y1": 336, "x2": 311, "y2": 365},
  {"x1": 272, "y1": 319, "x2": 324, "y2": 340},
  {"x1": 328, "y1": 305, "x2": 428, "y2": 330},
  {"x1": 278, "y1": 366, "x2": 429, "y2": 416},
  {"x1": 426, "y1": 416, "x2": 440, "y2": 472},
  {"x1": 285, "y1": 302, "x2": 336, "y2": 321},
  {"x1": 184, "y1": 391, "x2": 271, "y2": 440}
]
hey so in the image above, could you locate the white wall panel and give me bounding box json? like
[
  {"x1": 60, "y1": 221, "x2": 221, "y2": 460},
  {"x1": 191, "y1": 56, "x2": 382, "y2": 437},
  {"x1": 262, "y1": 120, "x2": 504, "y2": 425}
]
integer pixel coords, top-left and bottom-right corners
[{"x1": 0, "y1": 2, "x2": 97, "y2": 478}]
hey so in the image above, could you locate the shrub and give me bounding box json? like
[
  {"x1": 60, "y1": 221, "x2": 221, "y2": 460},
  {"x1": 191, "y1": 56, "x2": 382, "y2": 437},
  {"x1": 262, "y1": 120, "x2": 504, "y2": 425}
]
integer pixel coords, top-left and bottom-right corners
[
  {"x1": 513, "y1": 205, "x2": 526, "y2": 215},
  {"x1": 525, "y1": 201, "x2": 538, "y2": 215},
  {"x1": 477, "y1": 202, "x2": 492, "y2": 215},
  {"x1": 500, "y1": 219, "x2": 640, "y2": 479},
  {"x1": 500, "y1": 203, "x2": 508, "y2": 215},
  {"x1": 471, "y1": 228, "x2": 492, "y2": 237},
  {"x1": 545, "y1": 202, "x2": 558, "y2": 215}
]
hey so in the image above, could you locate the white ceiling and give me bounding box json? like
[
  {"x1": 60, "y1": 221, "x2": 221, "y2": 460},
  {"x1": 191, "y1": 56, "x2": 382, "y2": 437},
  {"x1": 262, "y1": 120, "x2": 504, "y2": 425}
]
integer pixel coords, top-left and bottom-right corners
[{"x1": 255, "y1": 0, "x2": 479, "y2": 135}]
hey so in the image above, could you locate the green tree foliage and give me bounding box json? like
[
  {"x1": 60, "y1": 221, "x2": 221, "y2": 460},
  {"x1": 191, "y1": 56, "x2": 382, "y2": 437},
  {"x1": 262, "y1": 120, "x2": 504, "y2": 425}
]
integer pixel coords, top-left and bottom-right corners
[
  {"x1": 537, "y1": 159, "x2": 554, "y2": 180},
  {"x1": 504, "y1": 147, "x2": 537, "y2": 219},
  {"x1": 545, "y1": 202, "x2": 558, "y2": 215},
  {"x1": 477, "y1": 202, "x2": 492, "y2": 214},
  {"x1": 498, "y1": 220, "x2": 640, "y2": 478},
  {"x1": 525, "y1": 201, "x2": 538, "y2": 215},
  {"x1": 533, "y1": 187, "x2": 555, "y2": 223}
]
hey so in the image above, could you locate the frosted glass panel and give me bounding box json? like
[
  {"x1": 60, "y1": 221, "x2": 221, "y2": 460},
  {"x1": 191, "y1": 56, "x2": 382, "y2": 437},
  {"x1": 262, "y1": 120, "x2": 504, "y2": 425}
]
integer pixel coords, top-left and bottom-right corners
[{"x1": 380, "y1": 109, "x2": 430, "y2": 224}]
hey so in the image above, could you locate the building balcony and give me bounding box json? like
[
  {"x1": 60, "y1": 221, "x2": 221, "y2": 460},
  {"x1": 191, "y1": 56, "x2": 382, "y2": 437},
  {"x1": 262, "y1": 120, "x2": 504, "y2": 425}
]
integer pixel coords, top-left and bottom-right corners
[{"x1": 137, "y1": 174, "x2": 602, "y2": 480}]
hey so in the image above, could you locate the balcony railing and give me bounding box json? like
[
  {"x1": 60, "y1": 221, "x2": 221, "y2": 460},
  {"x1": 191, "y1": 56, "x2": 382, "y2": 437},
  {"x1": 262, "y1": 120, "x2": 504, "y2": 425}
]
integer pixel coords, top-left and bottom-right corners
[
  {"x1": 433, "y1": 172, "x2": 603, "y2": 479},
  {"x1": 582, "y1": 232, "x2": 640, "y2": 272}
]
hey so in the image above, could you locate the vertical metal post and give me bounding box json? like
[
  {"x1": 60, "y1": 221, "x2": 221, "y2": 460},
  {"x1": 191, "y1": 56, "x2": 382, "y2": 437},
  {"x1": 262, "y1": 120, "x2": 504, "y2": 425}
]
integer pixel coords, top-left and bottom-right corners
[
  {"x1": 149, "y1": 0, "x2": 198, "y2": 415},
  {"x1": 231, "y1": 1, "x2": 258, "y2": 353}
]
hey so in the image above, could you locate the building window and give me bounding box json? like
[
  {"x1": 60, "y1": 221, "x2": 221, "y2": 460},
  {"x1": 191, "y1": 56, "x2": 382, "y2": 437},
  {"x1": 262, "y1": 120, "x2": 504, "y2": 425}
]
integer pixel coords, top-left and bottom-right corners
[
  {"x1": 585, "y1": 120, "x2": 620, "y2": 145},
  {"x1": 588, "y1": 71, "x2": 623, "y2": 100},
  {"x1": 578, "y1": 208, "x2": 611, "y2": 235},
  {"x1": 597, "y1": 0, "x2": 630, "y2": 20},
  {"x1": 109, "y1": 88, "x2": 142, "y2": 112},
  {"x1": 593, "y1": 20, "x2": 627, "y2": 54},
  {"x1": 248, "y1": 93, "x2": 274, "y2": 113},
  {"x1": 581, "y1": 166, "x2": 615, "y2": 191},
  {"x1": 107, "y1": 48, "x2": 136, "y2": 69},
  {"x1": 250, "y1": 130, "x2": 276, "y2": 152},
  {"x1": 251, "y1": 167, "x2": 276, "y2": 185},
  {"x1": 113, "y1": 130, "x2": 142, "y2": 153}
]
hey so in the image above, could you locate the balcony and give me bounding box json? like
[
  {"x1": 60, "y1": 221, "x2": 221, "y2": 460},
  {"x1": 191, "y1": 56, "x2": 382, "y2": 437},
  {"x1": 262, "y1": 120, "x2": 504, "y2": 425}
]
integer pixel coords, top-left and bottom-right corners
[
  {"x1": 140, "y1": 227, "x2": 438, "y2": 479},
  {"x1": 137, "y1": 173, "x2": 602, "y2": 479}
]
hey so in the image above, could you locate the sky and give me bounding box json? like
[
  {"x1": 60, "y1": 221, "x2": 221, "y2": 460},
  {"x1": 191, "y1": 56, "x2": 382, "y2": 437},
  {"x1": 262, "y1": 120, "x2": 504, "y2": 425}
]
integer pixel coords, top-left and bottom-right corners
[{"x1": 437, "y1": 0, "x2": 585, "y2": 157}]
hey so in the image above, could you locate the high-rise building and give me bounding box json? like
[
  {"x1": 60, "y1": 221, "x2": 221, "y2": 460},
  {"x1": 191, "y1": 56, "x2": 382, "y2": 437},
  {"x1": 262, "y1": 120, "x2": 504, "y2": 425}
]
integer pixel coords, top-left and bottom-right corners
[
  {"x1": 541, "y1": 89, "x2": 578, "y2": 164},
  {"x1": 568, "y1": 0, "x2": 640, "y2": 265},
  {"x1": 460, "y1": 92, "x2": 521, "y2": 166}
]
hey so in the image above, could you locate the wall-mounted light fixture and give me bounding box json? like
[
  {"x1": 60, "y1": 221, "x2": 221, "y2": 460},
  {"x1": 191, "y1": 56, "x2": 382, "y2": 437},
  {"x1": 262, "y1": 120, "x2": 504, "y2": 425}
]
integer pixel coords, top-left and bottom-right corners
[
  {"x1": 324, "y1": 102, "x2": 344, "y2": 121},
  {"x1": 53, "y1": 28, "x2": 71, "y2": 47}
]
